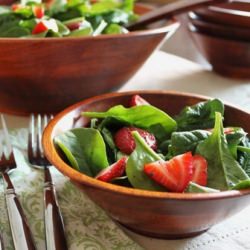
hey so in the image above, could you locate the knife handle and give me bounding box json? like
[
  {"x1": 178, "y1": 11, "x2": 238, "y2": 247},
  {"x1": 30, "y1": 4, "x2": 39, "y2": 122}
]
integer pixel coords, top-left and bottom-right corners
[
  {"x1": 44, "y1": 167, "x2": 68, "y2": 250},
  {"x1": 2, "y1": 172, "x2": 36, "y2": 250}
]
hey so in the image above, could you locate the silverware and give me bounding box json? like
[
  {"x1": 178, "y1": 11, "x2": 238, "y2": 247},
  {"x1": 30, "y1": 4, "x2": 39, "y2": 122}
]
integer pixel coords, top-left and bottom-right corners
[
  {"x1": 0, "y1": 114, "x2": 36, "y2": 250},
  {"x1": 28, "y1": 114, "x2": 68, "y2": 250}
]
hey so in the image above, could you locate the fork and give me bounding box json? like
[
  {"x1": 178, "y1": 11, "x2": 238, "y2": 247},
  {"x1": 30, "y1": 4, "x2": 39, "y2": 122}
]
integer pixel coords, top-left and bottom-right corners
[
  {"x1": 28, "y1": 114, "x2": 68, "y2": 250},
  {"x1": 0, "y1": 114, "x2": 36, "y2": 250}
]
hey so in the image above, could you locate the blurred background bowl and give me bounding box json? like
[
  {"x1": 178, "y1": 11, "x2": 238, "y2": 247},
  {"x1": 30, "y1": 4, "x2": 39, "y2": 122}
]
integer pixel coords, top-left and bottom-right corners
[
  {"x1": 43, "y1": 90, "x2": 250, "y2": 239},
  {"x1": 193, "y1": 0, "x2": 250, "y2": 28},
  {"x1": 0, "y1": 4, "x2": 179, "y2": 115},
  {"x1": 188, "y1": 23, "x2": 250, "y2": 79},
  {"x1": 184, "y1": 0, "x2": 250, "y2": 78},
  {"x1": 188, "y1": 12, "x2": 250, "y2": 42}
]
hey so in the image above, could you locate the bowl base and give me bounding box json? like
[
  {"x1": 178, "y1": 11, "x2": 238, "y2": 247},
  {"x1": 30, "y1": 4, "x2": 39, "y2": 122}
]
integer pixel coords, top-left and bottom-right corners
[
  {"x1": 118, "y1": 221, "x2": 209, "y2": 239},
  {"x1": 212, "y1": 65, "x2": 250, "y2": 79}
]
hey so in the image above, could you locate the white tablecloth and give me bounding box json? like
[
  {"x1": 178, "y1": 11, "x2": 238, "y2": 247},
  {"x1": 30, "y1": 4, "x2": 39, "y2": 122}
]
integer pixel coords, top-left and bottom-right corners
[{"x1": 3, "y1": 51, "x2": 250, "y2": 250}]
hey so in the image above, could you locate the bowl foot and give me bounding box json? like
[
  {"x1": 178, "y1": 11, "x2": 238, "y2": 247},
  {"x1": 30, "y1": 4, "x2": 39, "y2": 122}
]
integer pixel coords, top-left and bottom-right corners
[
  {"x1": 212, "y1": 65, "x2": 250, "y2": 79},
  {"x1": 118, "y1": 221, "x2": 209, "y2": 239}
]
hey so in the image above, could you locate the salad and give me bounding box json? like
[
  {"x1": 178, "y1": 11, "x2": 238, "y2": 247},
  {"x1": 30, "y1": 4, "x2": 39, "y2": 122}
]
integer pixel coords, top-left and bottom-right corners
[
  {"x1": 0, "y1": 0, "x2": 137, "y2": 37},
  {"x1": 54, "y1": 95, "x2": 250, "y2": 193}
]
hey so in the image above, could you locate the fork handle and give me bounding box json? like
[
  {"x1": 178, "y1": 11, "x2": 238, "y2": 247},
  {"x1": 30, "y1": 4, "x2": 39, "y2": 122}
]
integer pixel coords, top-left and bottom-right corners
[
  {"x1": 2, "y1": 173, "x2": 36, "y2": 250},
  {"x1": 44, "y1": 167, "x2": 68, "y2": 250}
]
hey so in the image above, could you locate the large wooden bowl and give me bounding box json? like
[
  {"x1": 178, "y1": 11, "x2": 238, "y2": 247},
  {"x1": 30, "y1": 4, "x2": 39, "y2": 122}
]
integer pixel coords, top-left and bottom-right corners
[
  {"x1": 0, "y1": 5, "x2": 179, "y2": 115},
  {"x1": 188, "y1": 24, "x2": 250, "y2": 79},
  {"x1": 188, "y1": 12, "x2": 250, "y2": 42},
  {"x1": 43, "y1": 91, "x2": 250, "y2": 239},
  {"x1": 193, "y1": 1, "x2": 250, "y2": 28}
]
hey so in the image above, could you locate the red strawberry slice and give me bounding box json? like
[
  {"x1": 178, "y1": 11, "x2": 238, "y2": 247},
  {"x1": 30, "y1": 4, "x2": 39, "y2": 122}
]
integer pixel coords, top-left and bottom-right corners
[
  {"x1": 33, "y1": 5, "x2": 45, "y2": 18},
  {"x1": 95, "y1": 157, "x2": 127, "y2": 182},
  {"x1": 191, "y1": 155, "x2": 207, "y2": 186},
  {"x1": 144, "y1": 152, "x2": 193, "y2": 192},
  {"x1": 130, "y1": 95, "x2": 150, "y2": 106},
  {"x1": 114, "y1": 127, "x2": 157, "y2": 155}
]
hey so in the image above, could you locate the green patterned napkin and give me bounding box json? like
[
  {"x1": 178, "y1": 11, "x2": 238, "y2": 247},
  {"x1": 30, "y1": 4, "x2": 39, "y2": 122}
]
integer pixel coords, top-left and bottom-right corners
[{"x1": 0, "y1": 129, "x2": 143, "y2": 250}]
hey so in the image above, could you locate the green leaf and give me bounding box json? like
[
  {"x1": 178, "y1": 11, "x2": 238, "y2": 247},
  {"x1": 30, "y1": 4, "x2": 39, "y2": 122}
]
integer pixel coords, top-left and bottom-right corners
[
  {"x1": 126, "y1": 131, "x2": 165, "y2": 191},
  {"x1": 237, "y1": 137, "x2": 250, "y2": 177},
  {"x1": 196, "y1": 112, "x2": 249, "y2": 190},
  {"x1": 226, "y1": 127, "x2": 247, "y2": 158},
  {"x1": 185, "y1": 182, "x2": 220, "y2": 193},
  {"x1": 168, "y1": 129, "x2": 210, "y2": 156},
  {"x1": 54, "y1": 128, "x2": 109, "y2": 177},
  {"x1": 103, "y1": 23, "x2": 128, "y2": 34},
  {"x1": 0, "y1": 13, "x2": 30, "y2": 37},
  {"x1": 83, "y1": 104, "x2": 177, "y2": 139},
  {"x1": 67, "y1": 19, "x2": 93, "y2": 36},
  {"x1": 232, "y1": 179, "x2": 250, "y2": 190},
  {"x1": 175, "y1": 99, "x2": 224, "y2": 131}
]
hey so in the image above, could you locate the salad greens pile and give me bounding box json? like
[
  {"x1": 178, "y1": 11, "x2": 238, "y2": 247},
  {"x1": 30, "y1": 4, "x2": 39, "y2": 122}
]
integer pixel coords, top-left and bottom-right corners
[
  {"x1": 54, "y1": 97, "x2": 250, "y2": 193},
  {"x1": 0, "y1": 0, "x2": 137, "y2": 37}
]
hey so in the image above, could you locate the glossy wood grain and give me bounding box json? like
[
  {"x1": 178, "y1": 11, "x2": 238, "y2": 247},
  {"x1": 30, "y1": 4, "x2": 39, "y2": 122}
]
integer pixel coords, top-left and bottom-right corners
[
  {"x1": 189, "y1": 25, "x2": 250, "y2": 79},
  {"x1": 0, "y1": 4, "x2": 178, "y2": 115},
  {"x1": 42, "y1": 91, "x2": 250, "y2": 239},
  {"x1": 127, "y1": 0, "x2": 229, "y2": 30},
  {"x1": 194, "y1": 0, "x2": 250, "y2": 28},
  {"x1": 188, "y1": 12, "x2": 250, "y2": 42}
]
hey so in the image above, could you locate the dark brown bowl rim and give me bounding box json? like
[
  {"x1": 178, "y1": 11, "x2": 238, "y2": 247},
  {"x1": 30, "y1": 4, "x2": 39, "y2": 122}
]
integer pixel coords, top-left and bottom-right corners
[
  {"x1": 43, "y1": 90, "x2": 250, "y2": 201},
  {"x1": 188, "y1": 22, "x2": 250, "y2": 45},
  {"x1": 188, "y1": 11, "x2": 250, "y2": 33}
]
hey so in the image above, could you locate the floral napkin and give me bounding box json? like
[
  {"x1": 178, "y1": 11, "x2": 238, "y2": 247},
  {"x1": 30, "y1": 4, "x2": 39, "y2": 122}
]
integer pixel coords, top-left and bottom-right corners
[{"x1": 0, "y1": 129, "x2": 142, "y2": 250}]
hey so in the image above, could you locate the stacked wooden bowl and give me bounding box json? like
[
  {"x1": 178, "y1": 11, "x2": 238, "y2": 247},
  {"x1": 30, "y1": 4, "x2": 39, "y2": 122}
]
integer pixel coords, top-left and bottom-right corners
[{"x1": 187, "y1": 0, "x2": 250, "y2": 79}]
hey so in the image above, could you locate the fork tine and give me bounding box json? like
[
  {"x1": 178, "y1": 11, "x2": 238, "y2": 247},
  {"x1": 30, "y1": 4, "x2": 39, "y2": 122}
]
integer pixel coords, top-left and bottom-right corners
[
  {"x1": 0, "y1": 114, "x2": 36, "y2": 250},
  {"x1": 29, "y1": 114, "x2": 52, "y2": 166}
]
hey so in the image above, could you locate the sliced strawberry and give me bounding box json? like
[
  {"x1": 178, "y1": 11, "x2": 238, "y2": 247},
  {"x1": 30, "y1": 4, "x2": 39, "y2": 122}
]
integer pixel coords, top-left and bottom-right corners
[
  {"x1": 206, "y1": 127, "x2": 234, "y2": 135},
  {"x1": 11, "y1": 4, "x2": 22, "y2": 11},
  {"x1": 144, "y1": 152, "x2": 193, "y2": 192},
  {"x1": 130, "y1": 95, "x2": 150, "y2": 106},
  {"x1": 32, "y1": 20, "x2": 58, "y2": 34},
  {"x1": 95, "y1": 157, "x2": 127, "y2": 182},
  {"x1": 223, "y1": 127, "x2": 235, "y2": 134},
  {"x1": 33, "y1": 5, "x2": 45, "y2": 19},
  {"x1": 32, "y1": 21, "x2": 48, "y2": 34},
  {"x1": 114, "y1": 127, "x2": 157, "y2": 155},
  {"x1": 191, "y1": 155, "x2": 207, "y2": 186}
]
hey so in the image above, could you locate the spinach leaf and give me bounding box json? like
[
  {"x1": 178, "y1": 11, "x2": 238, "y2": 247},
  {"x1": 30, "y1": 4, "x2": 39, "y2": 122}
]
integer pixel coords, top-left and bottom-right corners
[
  {"x1": 196, "y1": 112, "x2": 249, "y2": 190},
  {"x1": 226, "y1": 127, "x2": 247, "y2": 158},
  {"x1": 0, "y1": 13, "x2": 30, "y2": 37},
  {"x1": 103, "y1": 23, "x2": 127, "y2": 34},
  {"x1": 83, "y1": 105, "x2": 177, "y2": 140},
  {"x1": 175, "y1": 99, "x2": 224, "y2": 131},
  {"x1": 126, "y1": 131, "x2": 165, "y2": 191},
  {"x1": 185, "y1": 182, "x2": 220, "y2": 193},
  {"x1": 168, "y1": 130, "x2": 210, "y2": 156},
  {"x1": 232, "y1": 179, "x2": 250, "y2": 190},
  {"x1": 54, "y1": 128, "x2": 109, "y2": 177},
  {"x1": 237, "y1": 137, "x2": 250, "y2": 177}
]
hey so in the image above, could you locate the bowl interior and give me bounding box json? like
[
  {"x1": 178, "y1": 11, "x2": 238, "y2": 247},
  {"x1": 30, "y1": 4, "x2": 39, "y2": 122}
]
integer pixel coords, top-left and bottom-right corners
[{"x1": 43, "y1": 91, "x2": 250, "y2": 198}]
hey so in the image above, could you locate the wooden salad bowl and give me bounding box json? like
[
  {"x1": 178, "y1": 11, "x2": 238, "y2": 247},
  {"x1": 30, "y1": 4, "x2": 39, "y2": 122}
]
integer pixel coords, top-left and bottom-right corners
[
  {"x1": 193, "y1": 0, "x2": 250, "y2": 29},
  {"x1": 43, "y1": 91, "x2": 250, "y2": 239},
  {"x1": 0, "y1": 4, "x2": 179, "y2": 115},
  {"x1": 188, "y1": 12, "x2": 250, "y2": 42},
  {"x1": 188, "y1": 24, "x2": 250, "y2": 79}
]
